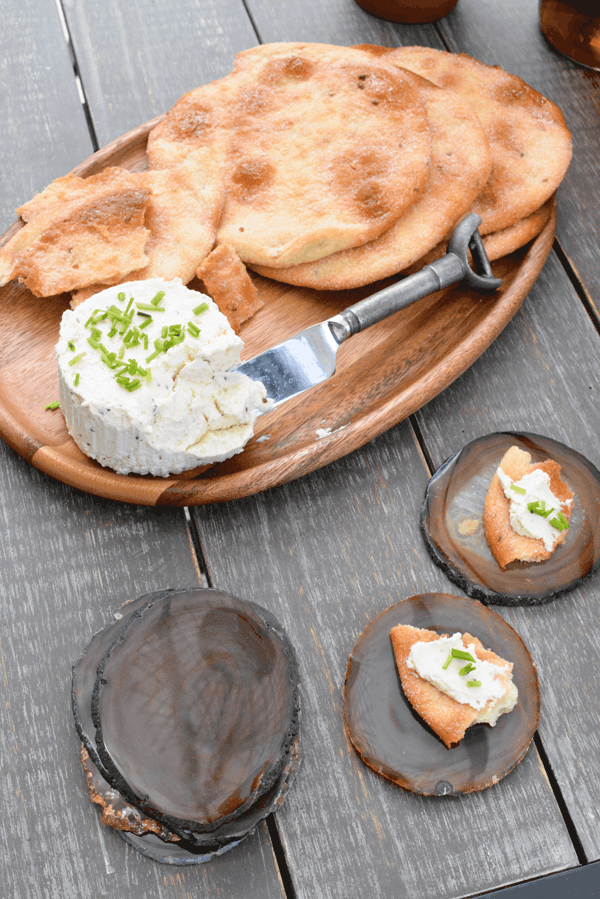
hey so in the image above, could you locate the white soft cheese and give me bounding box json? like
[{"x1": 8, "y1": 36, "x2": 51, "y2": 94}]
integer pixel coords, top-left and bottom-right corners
[
  {"x1": 56, "y1": 278, "x2": 272, "y2": 476},
  {"x1": 497, "y1": 466, "x2": 569, "y2": 552},
  {"x1": 407, "y1": 633, "x2": 506, "y2": 711}
]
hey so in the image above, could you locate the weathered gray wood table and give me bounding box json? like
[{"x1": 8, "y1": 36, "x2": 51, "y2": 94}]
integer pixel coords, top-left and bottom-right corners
[{"x1": 1, "y1": 1, "x2": 599, "y2": 897}]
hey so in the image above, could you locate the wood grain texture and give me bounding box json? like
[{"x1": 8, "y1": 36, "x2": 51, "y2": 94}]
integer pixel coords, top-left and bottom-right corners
[
  {"x1": 0, "y1": 0, "x2": 93, "y2": 229},
  {"x1": 436, "y1": 0, "x2": 600, "y2": 320},
  {"x1": 414, "y1": 251, "x2": 600, "y2": 861},
  {"x1": 193, "y1": 421, "x2": 577, "y2": 899},
  {"x1": 62, "y1": 0, "x2": 260, "y2": 146},
  {"x1": 0, "y1": 438, "x2": 285, "y2": 898}
]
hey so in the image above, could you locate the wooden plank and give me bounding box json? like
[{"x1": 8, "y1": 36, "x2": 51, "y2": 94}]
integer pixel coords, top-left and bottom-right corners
[
  {"x1": 193, "y1": 419, "x2": 577, "y2": 899},
  {"x1": 0, "y1": 438, "x2": 285, "y2": 898},
  {"x1": 436, "y1": 0, "x2": 600, "y2": 319},
  {"x1": 414, "y1": 251, "x2": 600, "y2": 862},
  {"x1": 62, "y1": 0, "x2": 259, "y2": 147},
  {"x1": 0, "y1": 0, "x2": 92, "y2": 228}
]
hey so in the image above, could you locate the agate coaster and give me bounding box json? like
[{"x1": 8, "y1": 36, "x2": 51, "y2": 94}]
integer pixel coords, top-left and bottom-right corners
[
  {"x1": 72, "y1": 588, "x2": 301, "y2": 863},
  {"x1": 344, "y1": 593, "x2": 539, "y2": 795},
  {"x1": 420, "y1": 432, "x2": 600, "y2": 605}
]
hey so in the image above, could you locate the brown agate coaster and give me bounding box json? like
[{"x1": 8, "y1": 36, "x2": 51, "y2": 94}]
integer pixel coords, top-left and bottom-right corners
[
  {"x1": 420, "y1": 432, "x2": 600, "y2": 605},
  {"x1": 73, "y1": 588, "x2": 300, "y2": 862},
  {"x1": 344, "y1": 593, "x2": 539, "y2": 795}
]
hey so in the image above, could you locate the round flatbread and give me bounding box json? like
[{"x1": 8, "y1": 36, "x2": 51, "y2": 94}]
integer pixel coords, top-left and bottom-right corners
[
  {"x1": 384, "y1": 46, "x2": 572, "y2": 234},
  {"x1": 249, "y1": 72, "x2": 491, "y2": 289},
  {"x1": 151, "y1": 43, "x2": 432, "y2": 268}
]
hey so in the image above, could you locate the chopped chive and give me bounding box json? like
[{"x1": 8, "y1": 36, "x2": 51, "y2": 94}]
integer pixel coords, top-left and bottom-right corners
[
  {"x1": 146, "y1": 350, "x2": 160, "y2": 363},
  {"x1": 118, "y1": 345, "x2": 125, "y2": 359},
  {"x1": 161, "y1": 326, "x2": 168, "y2": 339},
  {"x1": 136, "y1": 302, "x2": 165, "y2": 313},
  {"x1": 451, "y1": 648, "x2": 476, "y2": 662},
  {"x1": 187, "y1": 322, "x2": 200, "y2": 338},
  {"x1": 550, "y1": 513, "x2": 569, "y2": 531},
  {"x1": 117, "y1": 292, "x2": 126, "y2": 302},
  {"x1": 467, "y1": 680, "x2": 481, "y2": 688},
  {"x1": 125, "y1": 296, "x2": 134, "y2": 315},
  {"x1": 107, "y1": 324, "x2": 118, "y2": 339},
  {"x1": 459, "y1": 662, "x2": 476, "y2": 677},
  {"x1": 510, "y1": 484, "x2": 527, "y2": 494},
  {"x1": 442, "y1": 653, "x2": 453, "y2": 670},
  {"x1": 145, "y1": 368, "x2": 152, "y2": 382},
  {"x1": 151, "y1": 291, "x2": 165, "y2": 307},
  {"x1": 527, "y1": 501, "x2": 540, "y2": 512},
  {"x1": 192, "y1": 302, "x2": 209, "y2": 316},
  {"x1": 44, "y1": 400, "x2": 60, "y2": 410},
  {"x1": 68, "y1": 341, "x2": 76, "y2": 352},
  {"x1": 142, "y1": 333, "x2": 148, "y2": 350},
  {"x1": 138, "y1": 315, "x2": 153, "y2": 329},
  {"x1": 68, "y1": 352, "x2": 87, "y2": 366},
  {"x1": 74, "y1": 373, "x2": 80, "y2": 387}
]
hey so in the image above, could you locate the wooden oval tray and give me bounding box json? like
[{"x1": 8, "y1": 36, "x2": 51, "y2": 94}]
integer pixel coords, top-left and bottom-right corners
[{"x1": 0, "y1": 119, "x2": 556, "y2": 506}]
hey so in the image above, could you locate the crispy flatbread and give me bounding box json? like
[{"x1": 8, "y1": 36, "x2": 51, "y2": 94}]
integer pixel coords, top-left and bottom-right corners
[
  {"x1": 69, "y1": 149, "x2": 226, "y2": 306},
  {"x1": 248, "y1": 73, "x2": 491, "y2": 289},
  {"x1": 196, "y1": 244, "x2": 263, "y2": 333},
  {"x1": 390, "y1": 624, "x2": 516, "y2": 749},
  {"x1": 484, "y1": 445, "x2": 574, "y2": 569},
  {"x1": 150, "y1": 43, "x2": 432, "y2": 268},
  {"x1": 0, "y1": 168, "x2": 147, "y2": 288},
  {"x1": 380, "y1": 46, "x2": 572, "y2": 234},
  {"x1": 15, "y1": 187, "x2": 150, "y2": 297}
]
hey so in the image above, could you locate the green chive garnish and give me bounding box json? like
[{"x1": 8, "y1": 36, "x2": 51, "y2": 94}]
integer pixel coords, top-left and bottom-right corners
[
  {"x1": 45, "y1": 400, "x2": 61, "y2": 410},
  {"x1": 550, "y1": 512, "x2": 569, "y2": 531},
  {"x1": 74, "y1": 373, "x2": 80, "y2": 387},
  {"x1": 117, "y1": 292, "x2": 126, "y2": 302},
  {"x1": 451, "y1": 648, "x2": 476, "y2": 662},
  {"x1": 142, "y1": 333, "x2": 148, "y2": 350},
  {"x1": 151, "y1": 291, "x2": 165, "y2": 307},
  {"x1": 187, "y1": 322, "x2": 200, "y2": 338},
  {"x1": 192, "y1": 302, "x2": 209, "y2": 316},
  {"x1": 527, "y1": 501, "x2": 540, "y2": 512},
  {"x1": 467, "y1": 680, "x2": 482, "y2": 688},
  {"x1": 135, "y1": 302, "x2": 162, "y2": 312},
  {"x1": 125, "y1": 297, "x2": 134, "y2": 315},
  {"x1": 510, "y1": 484, "x2": 527, "y2": 494},
  {"x1": 146, "y1": 350, "x2": 160, "y2": 363},
  {"x1": 68, "y1": 341, "x2": 76, "y2": 352},
  {"x1": 138, "y1": 315, "x2": 153, "y2": 329},
  {"x1": 459, "y1": 662, "x2": 476, "y2": 677},
  {"x1": 442, "y1": 653, "x2": 453, "y2": 670},
  {"x1": 68, "y1": 352, "x2": 87, "y2": 366},
  {"x1": 161, "y1": 326, "x2": 168, "y2": 339}
]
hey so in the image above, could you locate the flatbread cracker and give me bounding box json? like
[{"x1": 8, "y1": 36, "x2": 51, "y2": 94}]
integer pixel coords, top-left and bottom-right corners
[
  {"x1": 390, "y1": 624, "x2": 516, "y2": 749},
  {"x1": 196, "y1": 244, "x2": 262, "y2": 333},
  {"x1": 383, "y1": 46, "x2": 572, "y2": 234},
  {"x1": 0, "y1": 168, "x2": 147, "y2": 287},
  {"x1": 484, "y1": 445, "x2": 574, "y2": 569},
  {"x1": 248, "y1": 73, "x2": 491, "y2": 289},
  {"x1": 15, "y1": 187, "x2": 150, "y2": 297}
]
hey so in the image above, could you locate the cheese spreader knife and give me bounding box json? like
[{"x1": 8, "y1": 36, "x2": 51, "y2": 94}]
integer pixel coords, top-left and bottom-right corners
[{"x1": 236, "y1": 214, "x2": 502, "y2": 410}]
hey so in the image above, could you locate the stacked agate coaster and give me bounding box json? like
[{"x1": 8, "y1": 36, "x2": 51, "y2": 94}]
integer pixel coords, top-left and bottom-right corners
[{"x1": 72, "y1": 588, "x2": 301, "y2": 864}]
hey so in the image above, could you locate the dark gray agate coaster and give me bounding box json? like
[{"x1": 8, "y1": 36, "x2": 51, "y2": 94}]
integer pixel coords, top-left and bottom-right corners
[
  {"x1": 344, "y1": 593, "x2": 539, "y2": 796},
  {"x1": 420, "y1": 432, "x2": 600, "y2": 605},
  {"x1": 72, "y1": 588, "x2": 301, "y2": 863}
]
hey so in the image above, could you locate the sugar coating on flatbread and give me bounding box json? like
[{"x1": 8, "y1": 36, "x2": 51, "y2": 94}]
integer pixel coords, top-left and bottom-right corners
[
  {"x1": 484, "y1": 446, "x2": 574, "y2": 569},
  {"x1": 194, "y1": 42, "x2": 431, "y2": 267},
  {"x1": 0, "y1": 168, "x2": 148, "y2": 288},
  {"x1": 248, "y1": 72, "x2": 491, "y2": 289},
  {"x1": 385, "y1": 46, "x2": 572, "y2": 235},
  {"x1": 197, "y1": 244, "x2": 263, "y2": 333},
  {"x1": 390, "y1": 624, "x2": 517, "y2": 749},
  {"x1": 15, "y1": 187, "x2": 150, "y2": 297}
]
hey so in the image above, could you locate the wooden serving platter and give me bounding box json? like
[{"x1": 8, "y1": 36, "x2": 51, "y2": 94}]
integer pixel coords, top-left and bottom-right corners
[{"x1": 0, "y1": 119, "x2": 556, "y2": 506}]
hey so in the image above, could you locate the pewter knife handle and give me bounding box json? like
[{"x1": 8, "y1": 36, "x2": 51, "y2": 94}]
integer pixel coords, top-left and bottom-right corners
[{"x1": 334, "y1": 213, "x2": 502, "y2": 338}]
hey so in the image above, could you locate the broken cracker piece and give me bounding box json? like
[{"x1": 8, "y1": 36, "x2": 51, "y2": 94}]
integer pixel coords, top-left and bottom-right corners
[{"x1": 197, "y1": 243, "x2": 263, "y2": 333}]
